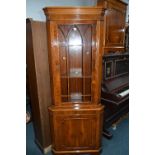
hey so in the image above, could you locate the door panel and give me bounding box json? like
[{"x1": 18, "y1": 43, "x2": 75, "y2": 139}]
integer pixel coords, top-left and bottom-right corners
[{"x1": 54, "y1": 114, "x2": 98, "y2": 150}]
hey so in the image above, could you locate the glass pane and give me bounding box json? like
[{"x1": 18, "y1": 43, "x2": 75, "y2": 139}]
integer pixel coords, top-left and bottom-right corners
[
  {"x1": 84, "y1": 78, "x2": 91, "y2": 95},
  {"x1": 59, "y1": 46, "x2": 67, "y2": 76},
  {"x1": 61, "y1": 97, "x2": 69, "y2": 102},
  {"x1": 61, "y1": 77, "x2": 68, "y2": 95},
  {"x1": 69, "y1": 77, "x2": 83, "y2": 94},
  {"x1": 69, "y1": 46, "x2": 82, "y2": 77},
  {"x1": 58, "y1": 24, "x2": 94, "y2": 103},
  {"x1": 68, "y1": 27, "x2": 82, "y2": 46},
  {"x1": 81, "y1": 24, "x2": 92, "y2": 77}
]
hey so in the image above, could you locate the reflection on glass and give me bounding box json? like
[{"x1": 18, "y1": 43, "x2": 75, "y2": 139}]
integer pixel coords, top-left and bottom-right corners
[
  {"x1": 70, "y1": 92, "x2": 82, "y2": 102},
  {"x1": 68, "y1": 27, "x2": 82, "y2": 46},
  {"x1": 70, "y1": 68, "x2": 82, "y2": 77}
]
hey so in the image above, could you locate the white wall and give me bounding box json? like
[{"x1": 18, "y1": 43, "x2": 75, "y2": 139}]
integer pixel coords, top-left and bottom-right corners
[{"x1": 26, "y1": 0, "x2": 96, "y2": 21}]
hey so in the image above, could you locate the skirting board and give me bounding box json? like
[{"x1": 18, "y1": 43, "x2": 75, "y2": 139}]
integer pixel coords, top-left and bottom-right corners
[
  {"x1": 52, "y1": 147, "x2": 102, "y2": 154},
  {"x1": 35, "y1": 139, "x2": 51, "y2": 154}
]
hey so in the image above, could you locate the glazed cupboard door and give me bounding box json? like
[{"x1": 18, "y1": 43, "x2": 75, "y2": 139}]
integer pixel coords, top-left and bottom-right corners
[
  {"x1": 49, "y1": 22, "x2": 98, "y2": 104},
  {"x1": 58, "y1": 24, "x2": 96, "y2": 103}
]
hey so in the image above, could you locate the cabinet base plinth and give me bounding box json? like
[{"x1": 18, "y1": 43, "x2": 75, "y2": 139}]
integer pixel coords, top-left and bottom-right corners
[{"x1": 52, "y1": 147, "x2": 102, "y2": 155}]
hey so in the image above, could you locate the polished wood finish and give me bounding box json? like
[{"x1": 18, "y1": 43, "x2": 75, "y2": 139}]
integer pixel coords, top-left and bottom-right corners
[
  {"x1": 44, "y1": 7, "x2": 104, "y2": 21},
  {"x1": 49, "y1": 105, "x2": 103, "y2": 155},
  {"x1": 97, "y1": 0, "x2": 127, "y2": 54},
  {"x1": 26, "y1": 18, "x2": 52, "y2": 153},
  {"x1": 43, "y1": 7, "x2": 104, "y2": 155}
]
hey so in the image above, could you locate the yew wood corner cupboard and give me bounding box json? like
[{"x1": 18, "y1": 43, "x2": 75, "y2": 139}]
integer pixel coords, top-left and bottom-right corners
[{"x1": 43, "y1": 7, "x2": 105, "y2": 155}]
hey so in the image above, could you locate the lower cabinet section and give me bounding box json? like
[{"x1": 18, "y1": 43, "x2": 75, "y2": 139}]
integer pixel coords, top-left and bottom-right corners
[{"x1": 48, "y1": 105, "x2": 104, "y2": 155}]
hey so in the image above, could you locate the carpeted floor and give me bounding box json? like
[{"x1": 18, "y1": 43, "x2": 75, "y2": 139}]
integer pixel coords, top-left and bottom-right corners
[{"x1": 26, "y1": 116, "x2": 129, "y2": 155}]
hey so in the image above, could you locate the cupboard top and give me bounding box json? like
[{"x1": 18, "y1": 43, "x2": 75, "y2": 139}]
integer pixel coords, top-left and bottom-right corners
[{"x1": 43, "y1": 7, "x2": 105, "y2": 21}]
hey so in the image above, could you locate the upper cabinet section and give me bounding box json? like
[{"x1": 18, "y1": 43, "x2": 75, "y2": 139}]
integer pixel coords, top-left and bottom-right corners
[
  {"x1": 98, "y1": 0, "x2": 127, "y2": 51},
  {"x1": 43, "y1": 7, "x2": 105, "y2": 105}
]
